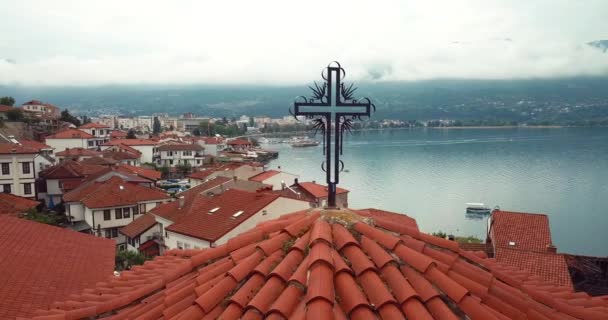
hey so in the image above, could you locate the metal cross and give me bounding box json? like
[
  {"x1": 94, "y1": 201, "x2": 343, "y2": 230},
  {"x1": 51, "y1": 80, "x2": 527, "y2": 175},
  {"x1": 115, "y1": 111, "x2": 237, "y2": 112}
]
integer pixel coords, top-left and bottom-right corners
[{"x1": 292, "y1": 61, "x2": 374, "y2": 208}]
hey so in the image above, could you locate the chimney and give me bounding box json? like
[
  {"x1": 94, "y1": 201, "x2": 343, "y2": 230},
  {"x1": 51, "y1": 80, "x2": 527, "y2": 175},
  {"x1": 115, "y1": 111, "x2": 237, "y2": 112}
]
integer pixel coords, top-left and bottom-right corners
[
  {"x1": 546, "y1": 244, "x2": 557, "y2": 253},
  {"x1": 447, "y1": 234, "x2": 455, "y2": 241},
  {"x1": 312, "y1": 180, "x2": 316, "y2": 184},
  {"x1": 178, "y1": 196, "x2": 185, "y2": 209},
  {"x1": 281, "y1": 180, "x2": 286, "y2": 190},
  {"x1": 294, "y1": 178, "x2": 298, "y2": 185},
  {"x1": 233, "y1": 175, "x2": 237, "y2": 182}
]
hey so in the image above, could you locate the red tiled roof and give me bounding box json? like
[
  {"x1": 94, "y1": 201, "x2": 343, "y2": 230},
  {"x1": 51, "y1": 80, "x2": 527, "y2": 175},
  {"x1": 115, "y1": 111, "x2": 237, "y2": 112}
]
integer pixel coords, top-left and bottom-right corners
[
  {"x1": 56, "y1": 147, "x2": 102, "y2": 157},
  {"x1": 297, "y1": 181, "x2": 349, "y2": 198},
  {"x1": 0, "y1": 104, "x2": 14, "y2": 112},
  {"x1": 79, "y1": 122, "x2": 110, "y2": 129},
  {"x1": 102, "y1": 139, "x2": 158, "y2": 146},
  {"x1": 0, "y1": 143, "x2": 39, "y2": 155},
  {"x1": 187, "y1": 168, "x2": 216, "y2": 180},
  {"x1": 157, "y1": 143, "x2": 204, "y2": 152},
  {"x1": 199, "y1": 136, "x2": 223, "y2": 144},
  {"x1": 490, "y1": 210, "x2": 573, "y2": 288},
  {"x1": 40, "y1": 160, "x2": 107, "y2": 179},
  {"x1": 249, "y1": 169, "x2": 280, "y2": 182},
  {"x1": 32, "y1": 208, "x2": 608, "y2": 319},
  {"x1": 0, "y1": 216, "x2": 114, "y2": 319},
  {"x1": 0, "y1": 193, "x2": 39, "y2": 215},
  {"x1": 63, "y1": 176, "x2": 169, "y2": 208},
  {"x1": 110, "y1": 130, "x2": 128, "y2": 138},
  {"x1": 118, "y1": 164, "x2": 162, "y2": 181},
  {"x1": 45, "y1": 128, "x2": 94, "y2": 139},
  {"x1": 18, "y1": 139, "x2": 52, "y2": 151},
  {"x1": 164, "y1": 189, "x2": 280, "y2": 241},
  {"x1": 119, "y1": 214, "x2": 157, "y2": 238},
  {"x1": 227, "y1": 138, "x2": 252, "y2": 145}
]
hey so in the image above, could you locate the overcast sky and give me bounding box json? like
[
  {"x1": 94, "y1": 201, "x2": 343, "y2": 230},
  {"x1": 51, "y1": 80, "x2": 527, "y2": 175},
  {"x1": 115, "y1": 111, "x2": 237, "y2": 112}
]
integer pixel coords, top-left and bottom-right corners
[{"x1": 1, "y1": 0, "x2": 606, "y2": 85}]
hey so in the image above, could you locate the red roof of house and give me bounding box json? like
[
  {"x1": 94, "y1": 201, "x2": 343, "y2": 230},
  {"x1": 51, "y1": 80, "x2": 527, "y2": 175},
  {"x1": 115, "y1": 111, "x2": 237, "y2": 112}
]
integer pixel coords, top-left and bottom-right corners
[
  {"x1": 18, "y1": 139, "x2": 52, "y2": 151},
  {"x1": 490, "y1": 210, "x2": 573, "y2": 288},
  {"x1": 165, "y1": 189, "x2": 281, "y2": 241},
  {"x1": 45, "y1": 128, "x2": 94, "y2": 139},
  {"x1": 63, "y1": 176, "x2": 169, "y2": 208},
  {"x1": 0, "y1": 193, "x2": 39, "y2": 215},
  {"x1": 56, "y1": 147, "x2": 102, "y2": 157},
  {"x1": 0, "y1": 216, "x2": 114, "y2": 319},
  {"x1": 110, "y1": 130, "x2": 128, "y2": 139},
  {"x1": 0, "y1": 143, "x2": 39, "y2": 155},
  {"x1": 119, "y1": 214, "x2": 158, "y2": 238},
  {"x1": 117, "y1": 164, "x2": 161, "y2": 181},
  {"x1": 227, "y1": 138, "x2": 252, "y2": 145},
  {"x1": 187, "y1": 168, "x2": 216, "y2": 180},
  {"x1": 31, "y1": 208, "x2": 608, "y2": 319},
  {"x1": 297, "y1": 181, "x2": 349, "y2": 198},
  {"x1": 249, "y1": 170, "x2": 280, "y2": 182},
  {"x1": 79, "y1": 122, "x2": 110, "y2": 129},
  {"x1": 199, "y1": 136, "x2": 223, "y2": 144},
  {"x1": 0, "y1": 104, "x2": 14, "y2": 112},
  {"x1": 158, "y1": 143, "x2": 204, "y2": 152},
  {"x1": 102, "y1": 139, "x2": 158, "y2": 146},
  {"x1": 40, "y1": 160, "x2": 107, "y2": 179}
]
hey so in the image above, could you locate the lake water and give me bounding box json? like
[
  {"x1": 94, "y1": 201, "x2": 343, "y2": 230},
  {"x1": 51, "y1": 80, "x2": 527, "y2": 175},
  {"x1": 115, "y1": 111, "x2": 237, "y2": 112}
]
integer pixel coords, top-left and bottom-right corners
[{"x1": 263, "y1": 127, "x2": 608, "y2": 257}]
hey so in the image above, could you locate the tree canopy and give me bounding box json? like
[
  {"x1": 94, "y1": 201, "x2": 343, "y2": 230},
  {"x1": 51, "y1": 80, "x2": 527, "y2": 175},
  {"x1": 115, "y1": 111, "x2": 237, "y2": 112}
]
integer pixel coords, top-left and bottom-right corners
[
  {"x1": 126, "y1": 129, "x2": 137, "y2": 139},
  {"x1": 60, "y1": 109, "x2": 81, "y2": 126},
  {"x1": 0, "y1": 96, "x2": 15, "y2": 106},
  {"x1": 153, "y1": 117, "x2": 161, "y2": 135}
]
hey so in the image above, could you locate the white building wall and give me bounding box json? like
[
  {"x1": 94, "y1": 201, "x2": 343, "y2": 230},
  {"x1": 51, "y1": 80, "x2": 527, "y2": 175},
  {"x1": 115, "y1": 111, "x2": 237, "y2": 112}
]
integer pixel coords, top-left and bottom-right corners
[
  {"x1": 164, "y1": 230, "x2": 211, "y2": 249},
  {"x1": 216, "y1": 197, "x2": 310, "y2": 245},
  {"x1": 0, "y1": 154, "x2": 37, "y2": 198},
  {"x1": 261, "y1": 172, "x2": 299, "y2": 190},
  {"x1": 67, "y1": 202, "x2": 85, "y2": 221},
  {"x1": 126, "y1": 223, "x2": 161, "y2": 252},
  {"x1": 45, "y1": 138, "x2": 88, "y2": 151}
]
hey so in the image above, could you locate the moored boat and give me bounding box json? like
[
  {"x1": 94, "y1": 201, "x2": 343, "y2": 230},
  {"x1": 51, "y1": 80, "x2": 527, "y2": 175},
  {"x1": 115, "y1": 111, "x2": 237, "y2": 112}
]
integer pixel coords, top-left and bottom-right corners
[{"x1": 465, "y1": 202, "x2": 492, "y2": 214}]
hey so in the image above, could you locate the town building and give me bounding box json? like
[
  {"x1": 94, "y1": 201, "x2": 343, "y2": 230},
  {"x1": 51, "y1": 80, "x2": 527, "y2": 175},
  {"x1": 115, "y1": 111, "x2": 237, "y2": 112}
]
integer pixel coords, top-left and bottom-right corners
[
  {"x1": 193, "y1": 136, "x2": 226, "y2": 156},
  {"x1": 0, "y1": 104, "x2": 15, "y2": 119},
  {"x1": 150, "y1": 188, "x2": 310, "y2": 249},
  {"x1": 0, "y1": 144, "x2": 38, "y2": 198},
  {"x1": 55, "y1": 147, "x2": 102, "y2": 162},
  {"x1": 20, "y1": 100, "x2": 61, "y2": 119},
  {"x1": 214, "y1": 162, "x2": 265, "y2": 181},
  {"x1": 100, "y1": 145, "x2": 142, "y2": 166},
  {"x1": 101, "y1": 138, "x2": 159, "y2": 163},
  {"x1": 63, "y1": 176, "x2": 171, "y2": 249},
  {"x1": 276, "y1": 180, "x2": 350, "y2": 208},
  {"x1": 154, "y1": 143, "x2": 205, "y2": 168},
  {"x1": 17, "y1": 139, "x2": 55, "y2": 174},
  {"x1": 32, "y1": 207, "x2": 608, "y2": 319},
  {"x1": 0, "y1": 215, "x2": 115, "y2": 319},
  {"x1": 79, "y1": 122, "x2": 111, "y2": 144},
  {"x1": 227, "y1": 138, "x2": 253, "y2": 151},
  {"x1": 249, "y1": 169, "x2": 300, "y2": 190},
  {"x1": 37, "y1": 160, "x2": 108, "y2": 206},
  {"x1": 44, "y1": 128, "x2": 102, "y2": 150},
  {"x1": 487, "y1": 210, "x2": 573, "y2": 288},
  {"x1": 0, "y1": 192, "x2": 39, "y2": 215}
]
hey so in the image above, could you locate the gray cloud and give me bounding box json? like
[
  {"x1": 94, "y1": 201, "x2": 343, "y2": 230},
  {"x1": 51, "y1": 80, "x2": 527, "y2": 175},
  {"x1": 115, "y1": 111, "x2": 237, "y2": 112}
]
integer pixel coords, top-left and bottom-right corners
[{"x1": 0, "y1": 0, "x2": 607, "y2": 85}]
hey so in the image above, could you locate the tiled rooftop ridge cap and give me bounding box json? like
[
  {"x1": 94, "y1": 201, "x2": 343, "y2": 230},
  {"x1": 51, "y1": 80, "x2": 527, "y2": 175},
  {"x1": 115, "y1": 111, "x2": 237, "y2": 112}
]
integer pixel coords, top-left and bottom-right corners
[{"x1": 30, "y1": 208, "x2": 608, "y2": 320}]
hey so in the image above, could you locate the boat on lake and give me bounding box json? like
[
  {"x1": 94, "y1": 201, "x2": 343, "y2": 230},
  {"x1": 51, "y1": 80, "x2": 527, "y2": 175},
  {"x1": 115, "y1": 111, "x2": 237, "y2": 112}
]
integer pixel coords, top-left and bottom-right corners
[
  {"x1": 291, "y1": 140, "x2": 320, "y2": 147},
  {"x1": 465, "y1": 202, "x2": 492, "y2": 214}
]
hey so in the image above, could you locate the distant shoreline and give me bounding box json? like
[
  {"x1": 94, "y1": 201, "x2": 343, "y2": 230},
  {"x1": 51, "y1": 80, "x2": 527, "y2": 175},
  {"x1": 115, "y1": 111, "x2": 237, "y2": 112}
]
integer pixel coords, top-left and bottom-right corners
[{"x1": 427, "y1": 125, "x2": 563, "y2": 129}]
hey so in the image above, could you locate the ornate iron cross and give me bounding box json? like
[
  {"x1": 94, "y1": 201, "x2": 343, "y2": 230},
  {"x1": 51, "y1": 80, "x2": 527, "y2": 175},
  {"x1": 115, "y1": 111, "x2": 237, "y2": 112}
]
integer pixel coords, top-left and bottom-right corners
[{"x1": 291, "y1": 61, "x2": 375, "y2": 208}]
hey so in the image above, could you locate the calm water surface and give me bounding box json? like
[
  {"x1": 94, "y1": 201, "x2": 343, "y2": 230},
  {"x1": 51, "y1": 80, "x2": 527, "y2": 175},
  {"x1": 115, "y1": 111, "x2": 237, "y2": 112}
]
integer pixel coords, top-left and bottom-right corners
[{"x1": 263, "y1": 128, "x2": 608, "y2": 256}]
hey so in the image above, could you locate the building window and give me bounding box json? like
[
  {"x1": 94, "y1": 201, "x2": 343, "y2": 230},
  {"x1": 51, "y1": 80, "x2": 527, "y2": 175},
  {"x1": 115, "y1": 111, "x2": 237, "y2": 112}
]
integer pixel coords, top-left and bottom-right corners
[
  {"x1": 123, "y1": 207, "x2": 130, "y2": 218},
  {"x1": 1, "y1": 163, "x2": 9, "y2": 175},
  {"x1": 184, "y1": 243, "x2": 191, "y2": 249},
  {"x1": 169, "y1": 160, "x2": 173, "y2": 165},
  {"x1": 88, "y1": 141, "x2": 94, "y2": 147},
  {"x1": 105, "y1": 229, "x2": 111, "y2": 238},
  {"x1": 3, "y1": 184, "x2": 11, "y2": 194},
  {"x1": 197, "y1": 160, "x2": 201, "y2": 164},
  {"x1": 139, "y1": 203, "x2": 146, "y2": 213},
  {"x1": 183, "y1": 151, "x2": 192, "y2": 156},
  {"x1": 22, "y1": 162, "x2": 31, "y2": 174},
  {"x1": 133, "y1": 205, "x2": 139, "y2": 215},
  {"x1": 115, "y1": 208, "x2": 123, "y2": 219},
  {"x1": 112, "y1": 228, "x2": 119, "y2": 238},
  {"x1": 177, "y1": 241, "x2": 183, "y2": 249},
  {"x1": 168, "y1": 151, "x2": 173, "y2": 156},
  {"x1": 103, "y1": 210, "x2": 111, "y2": 221},
  {"x1": 23, "y1": 183, "x2": 32, "y2": 195}
]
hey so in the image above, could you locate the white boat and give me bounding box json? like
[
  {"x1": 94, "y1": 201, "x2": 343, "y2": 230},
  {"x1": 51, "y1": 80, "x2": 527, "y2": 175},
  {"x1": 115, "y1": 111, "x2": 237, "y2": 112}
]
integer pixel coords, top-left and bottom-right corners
[
  {"x1": 466, "y1": 202, "x2": 491, "y2": 214},
  {"x1": 245, "y1": 151, "x2": 258, "y2": 158}
]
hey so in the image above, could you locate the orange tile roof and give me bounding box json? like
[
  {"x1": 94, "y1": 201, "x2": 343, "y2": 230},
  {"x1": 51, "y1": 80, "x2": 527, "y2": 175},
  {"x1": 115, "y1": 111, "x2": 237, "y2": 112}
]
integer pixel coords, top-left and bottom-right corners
[
  {"x1": 0, "y1": 143, "x2": 39, "y2": 155},
  {"x1": 45, "y1": 128, "x2": 94, "y2": 139},
  {"x1": 110, "y1": 130, "x2": 128, "y2": 139},
  {"x1": 118, "y1": 164, "x2": 162, "y2": 181},
  {"x1": 119, "y1": 214, "x2": 157, "y2": 238},
  {"x1": 157, "y1": 143, "x2": 204, "y2": 152},
  {"x1": 187, "y1": 168, "x2": 216, "y2": 180},
  {"x1": 227, "y1": 138, "x2": 252, "y2": 145},
  {"x1": 18, "y1": 139, "x2": 52, "y2": 151},
  {"x1": 63, "y1": 176, "x2": 170, "y2": 208},
  {"x1": 79, "y1": 122, "x2": 110, "y2": 129},
  {"x1": 297, "y1": 181, "x2": 349, "y2": 198},
  {"x1": 102, "y1": 138, "x2": 158, "y2": 146},
  {"x1": 56, "y1": 147, "x2": 102, "y2": 157},
  {"x1": 31, "y1": 208, "x2": 608, "y2": 319},
  {"x1": 39, "y1": 160, "x2": 107, "y2": 179},
  {"x1": 249, "y1": 170, "x2": 280, "y2": 182},
  {"x1": 0, "y1": 216, "x2": 114, "y2": 319},
  {"x1": 0, "y1": 193, "x2": 39, "y2": 215},
  {"x1": 490, "y1": 210, "x2": 573, "y2": 288},
  {"x1": 0, "y1": 104, "x2": 13, "y2": 112}
]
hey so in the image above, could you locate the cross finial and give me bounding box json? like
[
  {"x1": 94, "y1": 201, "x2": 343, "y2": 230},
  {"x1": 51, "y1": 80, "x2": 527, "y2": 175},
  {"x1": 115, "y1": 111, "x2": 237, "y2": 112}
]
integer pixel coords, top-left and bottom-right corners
[{"x1": 291, "y1": 62, "x2": 375, "y2": 208}]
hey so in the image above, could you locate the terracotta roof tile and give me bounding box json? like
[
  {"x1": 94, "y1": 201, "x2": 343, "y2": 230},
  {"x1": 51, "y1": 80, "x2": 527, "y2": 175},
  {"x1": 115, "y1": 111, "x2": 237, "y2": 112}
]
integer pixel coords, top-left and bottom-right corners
[
  {"x1": 79, "y1": 122, "x2": 110, "y2": 129},
  {"x1": 0, "y1": 193, "x2": 39, "y2": 215},
  {"x1": 227, "y1": 138, "x2": 253, "y2": 145},
  {"x1": 31, "y1": 208, "x2": 608, "y2": 320},
  {"x1": 102, "y1": 139, "x2": 158, "y2": 146},
  {"x1": 63, "y1": 176, "x2": 169, "y2": 208},
  {"x1": 119, "y1": 213, "x2": 157, "y2": 238},
  {"x1": 45, "y1": 128, "x2": 94, "y2": 139},
  {"x1": 18, "y1": 139, "x2": 52, "y2": 151},
  {"x1": 0, "y1": 216, "x2": 114, "y2": 319},
  {"x1": 296, "y1": 181, "x2": 349, "y2": 198},
  {"x1": 39, "y1": 160, "x2": 107, "y2": 180},
  {"x1": 0, "y1": 143, "x2": 39, "y2": 154},
  {"x1": 118, "y1": 164, "x2": 161, "y2": 181},
  {"x1": 56, "y1": 147, "x2": 102, "y2": 157}
]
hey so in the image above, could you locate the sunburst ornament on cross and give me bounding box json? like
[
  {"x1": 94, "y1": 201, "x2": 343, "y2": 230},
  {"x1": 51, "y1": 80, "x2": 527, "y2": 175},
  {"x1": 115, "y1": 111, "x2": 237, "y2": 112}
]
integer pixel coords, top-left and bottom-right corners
[{"x1": 291, "y1": 61, "x2": 375, "y2": 208}]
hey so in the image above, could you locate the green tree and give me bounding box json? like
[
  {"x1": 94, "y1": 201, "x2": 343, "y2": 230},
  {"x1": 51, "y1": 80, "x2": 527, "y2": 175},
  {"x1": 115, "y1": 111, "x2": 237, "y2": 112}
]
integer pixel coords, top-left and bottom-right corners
[
  {"x1": 192, "y1": 128, "x2": 202, "y2": 136},
  {"x1": 159, "y1": 164, "x2": 170, "y2": 178},
  {"x1": 153, "y1": 117, "x2": 162, "y2": 135},
  {"x1": 115, "y1": 250, "x2": 150, "y2": 271},
  {"x1": 60, "y1": 109, "x2": 81, "y2": 126},
  {"x1": 0, "y1": 96, "x2": 15, "y2": 106},
  {"x1": 248, "y1": 116, "x2": 255, "y2": 127},
  {"x1": 6, "y1": 109, "x2": 24, "y2": 121},
  {"x1": 82, "y1": 115, "x2": 91, "y2": 124},
  {"x1": 126, "y1": 129, "x2": 137, "y2": 139},
  {"x1": 175, "y1": 161, "x2": 192, "y2": 176}
]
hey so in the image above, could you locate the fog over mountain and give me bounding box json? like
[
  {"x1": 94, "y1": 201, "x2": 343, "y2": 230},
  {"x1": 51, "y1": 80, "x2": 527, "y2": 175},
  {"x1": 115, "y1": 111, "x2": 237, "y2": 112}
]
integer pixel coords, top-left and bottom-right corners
[{"x1": 1, "y1": 1, "x2": 607, "y2": 85}]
